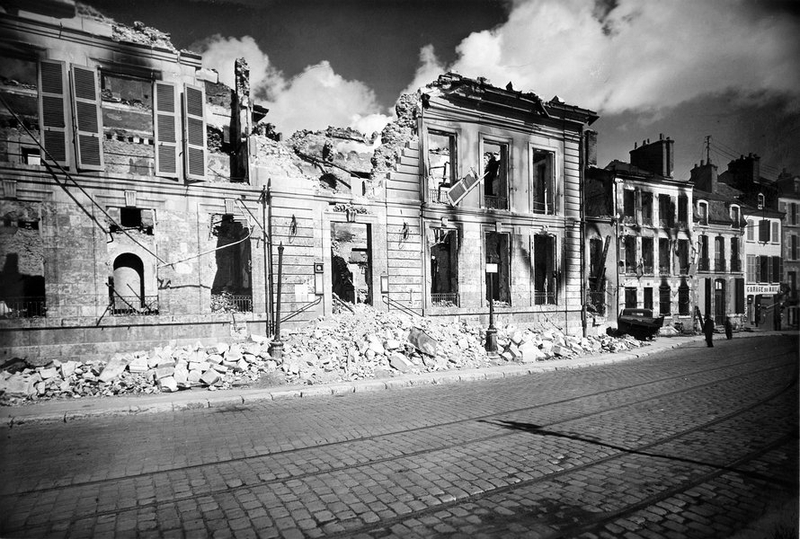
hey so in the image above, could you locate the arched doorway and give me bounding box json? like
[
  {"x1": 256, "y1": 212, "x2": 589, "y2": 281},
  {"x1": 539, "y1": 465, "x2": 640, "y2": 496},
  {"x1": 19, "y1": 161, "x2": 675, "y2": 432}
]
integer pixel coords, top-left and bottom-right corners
[{"x1": 112, "y1": 253, "x2": 144, "y2": 313}]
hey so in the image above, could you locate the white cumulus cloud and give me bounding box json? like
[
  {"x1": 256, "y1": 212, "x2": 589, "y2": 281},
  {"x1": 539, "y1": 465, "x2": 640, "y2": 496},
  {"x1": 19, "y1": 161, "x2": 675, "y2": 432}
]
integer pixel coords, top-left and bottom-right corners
[
  {"x1": 414, "y1": 0, "x2": 800, "y2": 114},
  {"x1": 197, "y1": 37, "x2": 391, "y2": 136}
]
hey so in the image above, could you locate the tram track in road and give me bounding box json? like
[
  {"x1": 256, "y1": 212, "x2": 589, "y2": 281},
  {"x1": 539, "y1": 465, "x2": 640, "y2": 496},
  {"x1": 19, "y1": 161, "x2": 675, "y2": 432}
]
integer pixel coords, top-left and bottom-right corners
[
  {"x1": 1, "y1": 343, "x2": 796, "y2": 537},
  {"x1": 1, "y1": 345, "x2": 792, "y2": 500}
]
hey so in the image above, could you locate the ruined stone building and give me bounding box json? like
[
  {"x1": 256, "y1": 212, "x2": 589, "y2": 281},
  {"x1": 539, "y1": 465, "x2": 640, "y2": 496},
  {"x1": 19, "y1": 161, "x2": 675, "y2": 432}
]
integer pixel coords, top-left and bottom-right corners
[
  {"x1": 585, "y1": 136, "x2": 696, "y2": 332},
  {"x1": 690, "y1": 160, "x2": 746, "y2": 326},
  {"x1": 400, "y1": 74, "x2": 599, "y2": 335},
  {"x1": 0, "y1": 4, "x2": 273, "y2": 361}
]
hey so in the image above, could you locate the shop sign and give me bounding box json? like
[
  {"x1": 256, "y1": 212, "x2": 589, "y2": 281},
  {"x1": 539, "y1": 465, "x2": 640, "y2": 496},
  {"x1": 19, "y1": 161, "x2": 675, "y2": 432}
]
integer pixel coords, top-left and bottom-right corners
[{"x1": 745, "y1": 284, "x2": 779, "y2": 295}]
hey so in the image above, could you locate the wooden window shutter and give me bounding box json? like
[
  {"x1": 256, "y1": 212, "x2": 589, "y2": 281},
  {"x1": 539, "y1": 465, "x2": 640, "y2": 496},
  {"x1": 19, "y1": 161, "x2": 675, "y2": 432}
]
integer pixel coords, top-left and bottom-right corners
[
  {"x1": 70, "y1": 65, "x2": 104, "y2": 170},
  {"x1": 183, "y1": 83, "x2": 206, "y2": 182},
  {"x1": 153, "y1": 81, "x2": 179, "y2": 178},
  {"x1": 447, "y1": 172, "x2": 479, "y2": 205},
  {"x1": 38, "y1": 60, "x2": 70, "y2": 167}
]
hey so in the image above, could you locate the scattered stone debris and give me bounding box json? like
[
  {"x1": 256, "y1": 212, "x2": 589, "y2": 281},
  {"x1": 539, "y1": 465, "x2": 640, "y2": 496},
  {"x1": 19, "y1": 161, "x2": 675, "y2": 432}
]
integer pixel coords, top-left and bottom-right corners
[{"x1": 0, "y1": 304, "x2": 650, "y2": 406}]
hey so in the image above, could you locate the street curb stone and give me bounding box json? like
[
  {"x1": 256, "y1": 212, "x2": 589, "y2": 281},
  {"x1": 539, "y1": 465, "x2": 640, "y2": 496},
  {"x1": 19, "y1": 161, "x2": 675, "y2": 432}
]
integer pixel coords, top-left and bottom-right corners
[{"x1": 0, "y1": 330, "x2": 793, "y2": 425}]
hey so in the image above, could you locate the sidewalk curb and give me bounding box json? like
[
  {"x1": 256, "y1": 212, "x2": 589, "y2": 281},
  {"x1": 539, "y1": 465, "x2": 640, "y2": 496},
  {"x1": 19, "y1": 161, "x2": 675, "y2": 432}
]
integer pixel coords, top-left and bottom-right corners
[{"x1": 1, "y1": 331, "x2": 792, "y2": 426}]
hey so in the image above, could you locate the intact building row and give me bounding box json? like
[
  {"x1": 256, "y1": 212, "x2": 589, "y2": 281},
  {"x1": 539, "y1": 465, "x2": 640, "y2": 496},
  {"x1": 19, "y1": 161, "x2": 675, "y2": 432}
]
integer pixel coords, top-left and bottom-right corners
[{"x1": 0, "y1": 5, "x2": 795, "y2": 362}]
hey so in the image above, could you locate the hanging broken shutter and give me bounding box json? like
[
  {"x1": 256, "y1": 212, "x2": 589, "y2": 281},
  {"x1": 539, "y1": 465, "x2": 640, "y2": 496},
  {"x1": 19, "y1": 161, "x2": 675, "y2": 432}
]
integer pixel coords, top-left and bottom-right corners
[
  {"x1": 447, "y1": 173, "x2": 480, "y2": 205},
  {"x1": 153, "y1": 81, "x2": 179, "y2": 178},
  {"x1": 38, "y1": 60, "x2": 70, "y2": 167},
  {"x1": 183, "y1": 83, "x2": 206, "y2": 182},
  {"x1": 70, "y1": 65, "x2": 104, "y2": 170}
]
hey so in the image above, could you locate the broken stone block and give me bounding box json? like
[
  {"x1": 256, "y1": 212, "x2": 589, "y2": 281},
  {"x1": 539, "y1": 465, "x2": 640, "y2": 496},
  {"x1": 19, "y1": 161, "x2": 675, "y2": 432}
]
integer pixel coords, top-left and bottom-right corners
[
  {"x1": 174, "y1": 363, "x2": 189, "y2": 385},
  {"x1": 507, "y1": 343, "x2": 521, "y2": 359},
  {"x1": 510, "y1": 331, "x2": 525, "y2": 346},
  {"x1": 408, "y1": 327, "x2": 437, "y2": 356},
  {"x1": 215, "y1": 342, "x2": 229, "y2": 355},
  {"x1": 99, "y1": 355, "x2": 130, "y2": 383},
  {"x1": 60, "y1": 361, "x2": 78, "y2": 379},
  {"x1": 243, "y1": 353, "x2": 257, "y2": 364},
  {"x1": 188, "y1": 370, "x2": 203, "y2": 384},
  {"x1": 38, "y1": 367, "x2": 58, "y2": 379},
  {"x1": 384, "y1": 339, "x2": 402, "y2": 351},
  {"x1": 237, "y1": 359, "x2": 249, "y2": 372},
  {"x1": 519, "y1": 342, "x2": 546, "y2": 363},
  {"x1": 500, "y1": 351, "x2": 514, "y2": 362},
  {"x1": 189, "y1": 361, "x2": 211, "y2": 372},
  {"x1": 367, "y1": 335, "x2": 385, "y2": 356},
  {"x1": 206, "y1": 354, "x2": 223, "y2": 364},
  {"x1": 551, "y1": 344, "x2": 569, "y2": 357},
  {"x1": 389, "y1": 353, "x2": 413, "y2": 372},
  {"x1": 128, "y1": 356, "x2": 149, "y2": 373},
  {"x1": 158, "y1": 376, "x2": 178, "y2": 392},
  {"x1": 155, "y1": 364, "x2": 175, "y2": 380},
  {"x1": 201, "y1": 369, "x2": 220, "y2": 386}
]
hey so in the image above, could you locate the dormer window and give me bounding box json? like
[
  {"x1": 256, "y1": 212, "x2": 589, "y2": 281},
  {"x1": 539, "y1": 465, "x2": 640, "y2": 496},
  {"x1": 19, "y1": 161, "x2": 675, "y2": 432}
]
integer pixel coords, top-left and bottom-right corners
[
  {"x1": 730, "y1": 205, "x2": 740, "y2": 227},
  {"x1": 698, "y1": 200, "x2": 708, "y2": 225},
  {"x1": 757, "y1": 193, "x2": 765, "y2": 210}
]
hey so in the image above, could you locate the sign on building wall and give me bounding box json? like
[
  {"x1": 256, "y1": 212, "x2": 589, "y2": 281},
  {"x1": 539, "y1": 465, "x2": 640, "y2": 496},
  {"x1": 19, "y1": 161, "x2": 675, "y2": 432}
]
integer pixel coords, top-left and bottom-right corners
[{"x1": 746, "y1": 284, "x2": 779, "y2": 295}]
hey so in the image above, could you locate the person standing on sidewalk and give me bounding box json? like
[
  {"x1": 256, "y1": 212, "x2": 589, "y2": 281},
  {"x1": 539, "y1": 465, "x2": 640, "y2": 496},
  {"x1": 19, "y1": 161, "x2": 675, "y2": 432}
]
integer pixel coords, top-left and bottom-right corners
[
  {"x1": 724, "y1": 316, "x2": 733, "y2": 340},
  {"x1": 703, "y1": 314, "x2": 715, "y2": 347}
]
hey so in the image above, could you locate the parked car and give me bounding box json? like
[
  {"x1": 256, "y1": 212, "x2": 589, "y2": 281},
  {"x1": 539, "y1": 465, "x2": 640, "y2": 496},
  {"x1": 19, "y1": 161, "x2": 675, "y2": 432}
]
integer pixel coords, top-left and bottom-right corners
[{"x1": 617, "y1": 308, "x2": 664, "y2": 339}]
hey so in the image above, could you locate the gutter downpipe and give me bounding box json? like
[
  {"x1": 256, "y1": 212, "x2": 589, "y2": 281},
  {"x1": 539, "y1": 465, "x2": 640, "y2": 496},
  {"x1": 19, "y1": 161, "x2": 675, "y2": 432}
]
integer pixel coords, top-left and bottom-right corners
[
  {"x1": 267, "y1": 178, "x2": 275, "y2": 335},
  {"x1": 580, "y1": 126, "x2": 587, "y2": 338}
]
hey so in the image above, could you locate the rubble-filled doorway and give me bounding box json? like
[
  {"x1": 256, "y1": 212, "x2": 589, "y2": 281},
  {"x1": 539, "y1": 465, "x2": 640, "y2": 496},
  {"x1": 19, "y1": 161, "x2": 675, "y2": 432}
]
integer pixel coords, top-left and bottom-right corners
[
  {"x1": 331, "y1": 222, "x2": 372, "y2": 305},
  {"x1": 485, "y1": 232, "x2": 510, "y2": 305},
  {"x1": 430, "y1": 228, "x2": 459, "y2": 307}
]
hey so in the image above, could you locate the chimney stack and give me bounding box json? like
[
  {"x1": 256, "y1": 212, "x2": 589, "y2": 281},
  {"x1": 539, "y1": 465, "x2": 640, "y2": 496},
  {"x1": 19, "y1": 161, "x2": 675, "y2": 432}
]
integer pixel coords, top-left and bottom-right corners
[{"x1": 630, "y1": 135, "x2": 674, "y2": 177}]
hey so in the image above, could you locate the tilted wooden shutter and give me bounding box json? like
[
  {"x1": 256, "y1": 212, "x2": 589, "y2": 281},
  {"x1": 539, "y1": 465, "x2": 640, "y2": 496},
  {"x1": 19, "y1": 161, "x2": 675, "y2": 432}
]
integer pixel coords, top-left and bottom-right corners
[
  {"x1": 70, "y1": 65, "x2": 104, "y2": 170},
  {"x1": 447, "y1": 173, "x2": 480, "y2": 205},
  {"x1": 183, "y1": 83, "x2": 206, "y2": 181},
  {"x1": 153, "y1": 81, "x2": 178, "y2": 178},
  {"x1": 38, "y1": 60, "x2": 70, "y2": 167}
]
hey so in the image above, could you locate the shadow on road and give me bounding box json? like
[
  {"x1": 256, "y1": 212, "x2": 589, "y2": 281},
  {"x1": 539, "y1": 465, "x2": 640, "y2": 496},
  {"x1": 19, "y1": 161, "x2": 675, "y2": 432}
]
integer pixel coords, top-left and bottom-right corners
[{"x1": 481, "y1": 419, "x2": 798, "y2": 489}]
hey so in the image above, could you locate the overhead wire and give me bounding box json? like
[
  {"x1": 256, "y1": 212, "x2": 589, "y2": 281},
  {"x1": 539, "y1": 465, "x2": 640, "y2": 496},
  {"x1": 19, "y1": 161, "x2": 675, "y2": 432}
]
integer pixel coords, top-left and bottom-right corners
[{"x1": 0, "y1": 91, "x2": 257, "y2": 270}]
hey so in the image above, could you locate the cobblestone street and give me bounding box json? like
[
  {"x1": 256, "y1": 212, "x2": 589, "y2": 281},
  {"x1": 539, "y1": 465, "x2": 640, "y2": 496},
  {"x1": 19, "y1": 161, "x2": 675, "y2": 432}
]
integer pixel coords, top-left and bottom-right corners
[{"x1": 1, "y1": 334, "x2": 797, "y2": 538}]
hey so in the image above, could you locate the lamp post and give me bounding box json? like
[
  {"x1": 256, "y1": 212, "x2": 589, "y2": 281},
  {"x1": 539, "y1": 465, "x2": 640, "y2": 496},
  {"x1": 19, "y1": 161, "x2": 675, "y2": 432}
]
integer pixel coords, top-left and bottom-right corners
[
  {"x1": 485, "y1": 262, "x2": 498, "y2": 354},
  {"x1": 269, "y1": 242, "x2": 284, "y2": 360}
]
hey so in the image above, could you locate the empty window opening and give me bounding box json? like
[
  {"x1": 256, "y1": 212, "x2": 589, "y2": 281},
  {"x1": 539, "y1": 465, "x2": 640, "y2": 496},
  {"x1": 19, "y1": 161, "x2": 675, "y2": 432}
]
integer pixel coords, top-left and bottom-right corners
[
  {"x1": 659, "y1": 285, "x2": 671, "y2": 316},
  {"x1": 678, "y1": 194, "x2": 688, "y2": 224},
  {"x1": 699, "y1": 235, "x2": 709, "y2": 271},
  {"x1": 211, "y1": 215, "x2": 252, "y2": 312},
  {"x1": 642, "y1": 237, "x2": 654, "y2": 274},
  {"x1": 485, "y1": 232, "x2": 510, "y2": 306},
  {"x1": 659, "y1": 238, "x2": 671, "y2": 275},
  {"x1": 678, "y1": 239, "x2": 690, "y2": 275},
  {"x1": 532, "y1": 149, "x2": 554, "y2": 214},
  {"x1": 623, "y1": 236, "x2": 636, "y2": 274},
  {"x1": 430, "y1": 228, "x2": 459, "y2": 307},
  {"x1": 698, "y1": 201, "x2": 708, "y2": 225},
  {"x1": 533, "y1": 234, "x2": 557, "y2": 305},
  {"x1": 623, "y1": 189, "x2": 635, "y2": 222},
  {"x1": 625, "y1": 287, "x2": 637, "y2": 309},
  {"x1": 641, "y1": 192, "x2": 653, "y2": 225},
  {"x1": 714, "y1": 236, "x2": 725, "y2": 271},
  {"x1": 659, "y1": 194, "x2": 674, "y2": 227},
  {"x1": 331, "y1": 222, "x2": 372, "y2": 305},
  {"x1": 111, "y1": 252, "x2": 156, "y2": 314},
  {"x1": 482, "y1": 141, "x2": 508, "y2": 210},
  {"x1": 643, "y1": 287, "x2": 653, "y2": 310},
  {"x1": 427, "y1": 130, "x2": 456, "y2": 203},
  {"x1": 679, "y1": 281, "x2": 691, "y2": 316},
  {"x1": 588, "y1": 237, "x2": 606, "y2": 315}
]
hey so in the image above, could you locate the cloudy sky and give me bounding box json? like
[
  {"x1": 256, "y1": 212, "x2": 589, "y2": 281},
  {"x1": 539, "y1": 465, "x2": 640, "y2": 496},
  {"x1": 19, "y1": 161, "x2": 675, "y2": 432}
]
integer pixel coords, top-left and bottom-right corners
[{"x1": 86, "y1": 0, "x2": 800, "y2": 180}]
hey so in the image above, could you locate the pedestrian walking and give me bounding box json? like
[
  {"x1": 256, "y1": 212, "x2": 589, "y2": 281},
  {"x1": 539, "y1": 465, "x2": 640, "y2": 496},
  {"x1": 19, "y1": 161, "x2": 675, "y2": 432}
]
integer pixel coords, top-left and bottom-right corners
[
  {"x1": 703, "y1": 314, "x2": 714, "y2": 347},
  {"x1": 724, "y1": 316, "x2": 733, "y2": 340}
]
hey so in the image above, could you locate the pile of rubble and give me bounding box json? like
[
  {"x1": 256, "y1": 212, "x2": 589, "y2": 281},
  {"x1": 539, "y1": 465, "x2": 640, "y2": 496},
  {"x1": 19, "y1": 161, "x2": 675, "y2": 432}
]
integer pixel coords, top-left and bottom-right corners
[{"x1": 0, "y1": 305, "x2": 650, "y2": 405}]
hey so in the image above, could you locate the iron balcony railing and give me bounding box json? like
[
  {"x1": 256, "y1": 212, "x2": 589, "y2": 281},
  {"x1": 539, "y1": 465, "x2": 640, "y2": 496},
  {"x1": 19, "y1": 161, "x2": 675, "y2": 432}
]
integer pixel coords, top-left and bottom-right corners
[
  {"x1": 483, "y1": 195, "x2": 508, "y2": 210},
  {"x1": 698, "y1": 258, "x2": 710, "y2": 271},
  {"x1": 642, "y1": 264, "x2": 654, "y2": 275},
  {"x1": 730, "y1": 258, "x2": 742, "y2": 272},
  {"x1": 431, "y1": 292, "x2": 459, "y2": 307},
  {"x1": 428, "y1": 188, "x2": 447, "y2": 204},
  {"x1": 210, "y1": 293, "x2": 253, "y2": 313},
  {"x1": 0, "y1": 297, "x2": 46, "y2": 318},
  {"x1": 111, "y1": 295, "x2": 160, "y2": 315},
  {"x1": 534, "y1": 291, "x2": 557, "y2": 305},
  {"x1": 715, "y1": 258, "x2": 726, "y2": 272}
]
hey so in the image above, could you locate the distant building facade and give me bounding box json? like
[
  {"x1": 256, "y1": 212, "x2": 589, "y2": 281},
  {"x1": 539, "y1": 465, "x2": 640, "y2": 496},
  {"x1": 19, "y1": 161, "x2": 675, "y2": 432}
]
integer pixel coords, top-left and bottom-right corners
[{"x1": 776, "y1": 169, "x2": 800, "y2": 326}]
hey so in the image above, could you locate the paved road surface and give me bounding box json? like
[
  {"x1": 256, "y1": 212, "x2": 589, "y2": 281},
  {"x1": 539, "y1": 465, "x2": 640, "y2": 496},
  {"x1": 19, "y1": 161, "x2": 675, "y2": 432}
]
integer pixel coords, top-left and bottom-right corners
[{"x1": 1, "y1": 334, "x2": 797, "y2": 538}]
